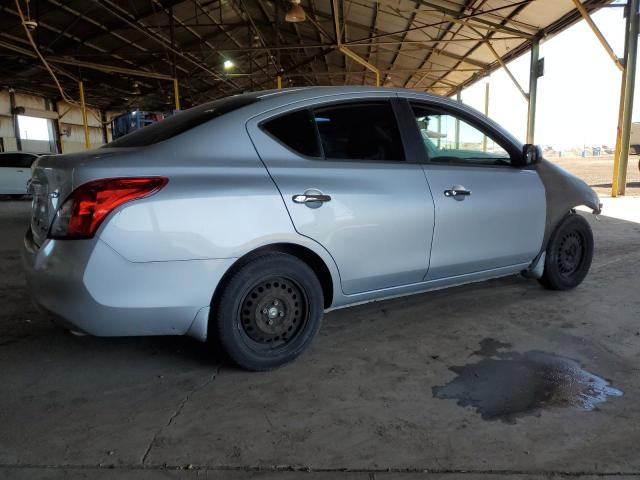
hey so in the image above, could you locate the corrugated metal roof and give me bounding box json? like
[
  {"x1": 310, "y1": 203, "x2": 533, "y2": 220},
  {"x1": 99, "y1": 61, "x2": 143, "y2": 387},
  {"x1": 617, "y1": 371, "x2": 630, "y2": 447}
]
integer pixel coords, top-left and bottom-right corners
[{"x1": 0, "y1": 0, "x2": 612, "y2": 110}]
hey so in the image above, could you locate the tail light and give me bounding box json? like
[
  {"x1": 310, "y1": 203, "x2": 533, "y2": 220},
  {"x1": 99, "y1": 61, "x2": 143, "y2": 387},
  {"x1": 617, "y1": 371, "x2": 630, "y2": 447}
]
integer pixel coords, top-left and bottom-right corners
[{"x1": 49, "y1": 177, "x2": 168, "y2": 239}]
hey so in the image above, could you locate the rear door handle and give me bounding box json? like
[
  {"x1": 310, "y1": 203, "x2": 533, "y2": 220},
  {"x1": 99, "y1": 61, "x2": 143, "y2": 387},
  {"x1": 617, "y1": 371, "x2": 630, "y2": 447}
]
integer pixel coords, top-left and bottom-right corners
[
  {"x1": 444, "y1": 186, "x2": 471, "y2": 198},
  {"x1": 292, "y1": 194, "x2": 331, "y2": 204}
]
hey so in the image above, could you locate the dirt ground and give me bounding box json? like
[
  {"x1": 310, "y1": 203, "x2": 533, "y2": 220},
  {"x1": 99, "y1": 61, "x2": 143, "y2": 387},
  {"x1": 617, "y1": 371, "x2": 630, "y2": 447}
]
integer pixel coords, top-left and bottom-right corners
[
  {"x1": 1, "y1": 173, "x2": 640, "y2": 478},
  {"x1": 550, "y1": 154, "x2": 640, "y2": 196}
]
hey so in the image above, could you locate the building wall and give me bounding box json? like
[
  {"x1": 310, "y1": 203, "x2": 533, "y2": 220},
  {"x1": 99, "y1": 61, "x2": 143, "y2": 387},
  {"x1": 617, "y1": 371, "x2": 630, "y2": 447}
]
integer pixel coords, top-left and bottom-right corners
[
  {"x1": 57, "y1": 101, "x2": 107, "y2": 153},
  {"x1": 0, "y1": 89, "x2": 17, "y2": 151},
  {"x1": 0, "y1": 88, "x2": 111, "y2": 154}
]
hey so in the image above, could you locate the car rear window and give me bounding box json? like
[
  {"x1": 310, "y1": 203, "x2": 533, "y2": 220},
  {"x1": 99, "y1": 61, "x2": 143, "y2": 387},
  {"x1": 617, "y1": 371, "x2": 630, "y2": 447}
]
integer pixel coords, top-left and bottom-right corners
[{"x1": 104, "y1": 95, "x2": 258, "y2": 148}]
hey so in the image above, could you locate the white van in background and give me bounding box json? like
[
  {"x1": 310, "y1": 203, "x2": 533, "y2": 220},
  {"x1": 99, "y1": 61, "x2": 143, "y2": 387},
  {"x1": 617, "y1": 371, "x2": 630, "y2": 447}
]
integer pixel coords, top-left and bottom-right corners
[{"x1": 0, "y1": 152, "x2": 42, "y2": 195}]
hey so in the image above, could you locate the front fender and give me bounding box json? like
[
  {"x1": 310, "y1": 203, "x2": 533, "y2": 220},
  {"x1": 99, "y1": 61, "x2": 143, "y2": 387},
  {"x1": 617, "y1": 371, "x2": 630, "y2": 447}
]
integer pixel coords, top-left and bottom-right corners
[{"x1": 536, "y1": 159, "x2": 601, "y2": 248}]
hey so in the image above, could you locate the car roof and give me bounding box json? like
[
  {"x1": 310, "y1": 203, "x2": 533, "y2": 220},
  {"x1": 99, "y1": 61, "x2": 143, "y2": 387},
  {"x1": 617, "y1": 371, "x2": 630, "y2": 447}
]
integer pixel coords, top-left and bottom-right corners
[
  {"x1": 241, "y1": 85, "x2": 444, "y2": 102},
  {"x1": 0, "y1": 151, "x2": 44, "y2": 155},
  {"x1": 235, "y1": 86, "x2": 522, "y2": 149}
]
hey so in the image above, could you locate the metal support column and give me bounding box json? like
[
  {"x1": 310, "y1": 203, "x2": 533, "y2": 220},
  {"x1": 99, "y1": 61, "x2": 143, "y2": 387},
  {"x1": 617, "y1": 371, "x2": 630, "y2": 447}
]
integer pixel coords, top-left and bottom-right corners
[
  {"x1": 79, "y1": 81, "x2": 90, "y2": 150},
  {"x1": 51, "y1": 99, "x2": 63, "y2": 153},
  {"x1": 8, "y1": 89, "x2": 21, "y2": 151},
  {"x1": 277, "y1": 75, "x2": 282, "y2": 89},
  {"x1": 613, "y1": 0, "x2": 639, "y2": 196},
  {"x1": 100, "y1": 110, "x2": 108, "y2": 145},
  {"x1": 455, "y1": 89, "x2": 461, "y2": 149},
  {"x1": 173, "y1": 78, "x2": 180, "y2": 110},
  {"x1": 526, "y1": 37, "x2": 540, "y2": 144}
]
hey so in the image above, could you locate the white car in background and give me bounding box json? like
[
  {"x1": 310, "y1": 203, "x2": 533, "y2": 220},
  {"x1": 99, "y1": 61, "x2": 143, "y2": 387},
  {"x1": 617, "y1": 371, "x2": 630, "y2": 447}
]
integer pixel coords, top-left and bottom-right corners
[{"x1": 0, "y1": 152, "x2": 42, "y2": 195}]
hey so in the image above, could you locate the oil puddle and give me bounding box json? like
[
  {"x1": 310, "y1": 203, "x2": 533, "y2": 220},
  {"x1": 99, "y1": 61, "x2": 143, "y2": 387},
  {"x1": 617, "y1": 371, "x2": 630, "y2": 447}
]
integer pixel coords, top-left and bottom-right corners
[{"x1": 432, "y1": 338, "x2": 622, "y2": 423}]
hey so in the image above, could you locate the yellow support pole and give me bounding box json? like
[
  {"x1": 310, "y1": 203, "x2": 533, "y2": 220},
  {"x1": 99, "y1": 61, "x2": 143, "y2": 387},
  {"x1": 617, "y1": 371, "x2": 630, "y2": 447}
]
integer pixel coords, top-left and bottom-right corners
[
  {"x1": 277, "y1": 75, "x2": 282, "y2": 89},
  {"x1": 173, "y1": 78, "x2": 180, "y2": 110},
  {"x1": 78, "y1": 80, "x2": 90, "y2": 150},
  {"x1": 612, "y1": 67, "x2": 628, "y2": 197},
  {"x1": 612, "y1": 0, "x2": 639, "y2": 196}
]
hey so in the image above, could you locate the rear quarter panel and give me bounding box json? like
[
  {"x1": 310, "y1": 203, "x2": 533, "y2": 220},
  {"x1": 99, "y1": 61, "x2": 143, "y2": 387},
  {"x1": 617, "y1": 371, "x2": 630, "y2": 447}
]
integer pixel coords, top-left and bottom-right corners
[{"x1": 92, "y1": 112, "x2": 342, "y2": 302}]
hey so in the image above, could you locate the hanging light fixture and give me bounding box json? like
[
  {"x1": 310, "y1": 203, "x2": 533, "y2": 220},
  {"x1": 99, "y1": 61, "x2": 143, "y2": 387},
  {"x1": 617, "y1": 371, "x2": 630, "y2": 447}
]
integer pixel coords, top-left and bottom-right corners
[
  {"x1": 223, "y1": 59, "x2": 235, "y2": 70},
  {"x1": 285, "y1": 0, "x2": 306, "y2": 23}
]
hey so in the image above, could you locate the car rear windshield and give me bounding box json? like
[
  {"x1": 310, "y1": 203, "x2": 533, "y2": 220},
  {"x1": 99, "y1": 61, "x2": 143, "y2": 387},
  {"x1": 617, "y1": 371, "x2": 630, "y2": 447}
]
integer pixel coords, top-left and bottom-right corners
[{"x1": 104, "y1": 95, "x2": 258, "y2": 148}]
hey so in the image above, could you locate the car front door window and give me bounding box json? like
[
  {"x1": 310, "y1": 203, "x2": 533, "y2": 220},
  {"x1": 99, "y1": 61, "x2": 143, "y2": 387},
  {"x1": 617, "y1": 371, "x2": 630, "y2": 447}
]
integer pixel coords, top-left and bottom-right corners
[{"x1": 412, "y1": 106, "x2": 511, "y2": 166}]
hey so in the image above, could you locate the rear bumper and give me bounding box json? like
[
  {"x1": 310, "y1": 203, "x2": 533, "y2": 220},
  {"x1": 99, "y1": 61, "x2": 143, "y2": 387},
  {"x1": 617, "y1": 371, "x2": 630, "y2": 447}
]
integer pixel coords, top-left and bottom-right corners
[{"x1": 22, "y1": 230, "x2": 235, "y2": 339}]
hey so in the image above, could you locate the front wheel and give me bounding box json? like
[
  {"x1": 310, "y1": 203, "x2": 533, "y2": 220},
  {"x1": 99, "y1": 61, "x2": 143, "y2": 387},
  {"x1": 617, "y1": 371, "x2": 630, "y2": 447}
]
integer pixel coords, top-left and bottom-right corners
[
  {"x1": 538, "y1": 213, "x2": 594, "y2": 290},
  {"x1": 213, "y1": 252, "x2": 324, "y2": 371}
]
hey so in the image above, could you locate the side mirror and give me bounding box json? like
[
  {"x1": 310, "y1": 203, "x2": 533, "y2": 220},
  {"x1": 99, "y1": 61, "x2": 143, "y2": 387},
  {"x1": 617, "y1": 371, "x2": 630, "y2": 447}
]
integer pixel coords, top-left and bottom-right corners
[{"x1": 519, "y1": 144, "x2": 543, "y2": 167}]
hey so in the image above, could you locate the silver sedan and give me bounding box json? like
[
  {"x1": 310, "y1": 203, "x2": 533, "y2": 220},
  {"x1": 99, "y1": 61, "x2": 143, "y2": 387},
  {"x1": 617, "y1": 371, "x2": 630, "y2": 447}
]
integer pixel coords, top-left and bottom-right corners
[{"x1": 23, "y1": 86, "x2": 601, "y2": 371}]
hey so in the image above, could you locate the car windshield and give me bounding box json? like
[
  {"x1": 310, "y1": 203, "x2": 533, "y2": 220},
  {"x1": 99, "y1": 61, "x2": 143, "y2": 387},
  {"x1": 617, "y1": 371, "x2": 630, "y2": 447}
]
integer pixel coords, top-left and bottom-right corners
[{"x1": 104, "y1": 95, "x2": 258, "y2": 148}]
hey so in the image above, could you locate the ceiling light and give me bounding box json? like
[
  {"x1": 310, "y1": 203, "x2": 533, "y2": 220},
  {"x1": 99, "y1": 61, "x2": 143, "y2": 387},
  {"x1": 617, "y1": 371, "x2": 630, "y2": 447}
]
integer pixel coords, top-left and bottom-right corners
[
  {"x1": 223, "y1": 59, "x2": 235, "y2": 70},
  {"x1": 285, "y1": 0, "x2": 306, "y2": 23},
  {"x1": 23, "y1": 20, "x2": 38, "y2": 31}
]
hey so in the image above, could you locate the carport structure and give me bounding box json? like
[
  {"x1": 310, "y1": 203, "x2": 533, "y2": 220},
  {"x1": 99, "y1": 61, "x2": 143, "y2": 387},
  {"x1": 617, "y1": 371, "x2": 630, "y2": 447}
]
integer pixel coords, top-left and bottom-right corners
[{"x1": 0, "y1": 0, "x2": 636, "y2": 191}]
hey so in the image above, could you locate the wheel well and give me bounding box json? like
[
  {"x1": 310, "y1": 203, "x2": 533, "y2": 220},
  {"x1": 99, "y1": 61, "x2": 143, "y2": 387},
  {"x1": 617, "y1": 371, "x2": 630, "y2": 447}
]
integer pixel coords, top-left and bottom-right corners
[{"x1": 211, "y1": 243, "x2": 334, "y2": 311}]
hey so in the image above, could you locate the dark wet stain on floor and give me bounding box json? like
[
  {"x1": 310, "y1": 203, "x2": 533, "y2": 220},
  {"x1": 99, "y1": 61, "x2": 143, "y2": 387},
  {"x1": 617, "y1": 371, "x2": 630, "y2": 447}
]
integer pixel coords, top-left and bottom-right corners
[{"x1": 432, "y1": 338, "x2": 622, "y2": 424}]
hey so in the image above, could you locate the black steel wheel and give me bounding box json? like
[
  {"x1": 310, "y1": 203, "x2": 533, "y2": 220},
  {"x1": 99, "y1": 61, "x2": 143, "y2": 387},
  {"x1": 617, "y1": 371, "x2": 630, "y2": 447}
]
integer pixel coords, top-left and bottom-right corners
[
  {"x1": 539, "y1": 213, "x2": 594, "y2": 290},
  {"x1": 239, "y1": 276, "x2": 308, "y2": 350},
  {"x1": 213, "y1": 252, "x2": 324, "y2": 371},
  {"x1": 556, "y1": 231, "x2": 585, "y2": 277}
]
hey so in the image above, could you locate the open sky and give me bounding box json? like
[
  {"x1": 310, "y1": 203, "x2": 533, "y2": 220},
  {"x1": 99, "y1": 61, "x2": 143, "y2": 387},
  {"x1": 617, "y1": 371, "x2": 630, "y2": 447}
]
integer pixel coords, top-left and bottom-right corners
[{"x1": 461, "y1": 5, "x2": 633, "y2": 150}]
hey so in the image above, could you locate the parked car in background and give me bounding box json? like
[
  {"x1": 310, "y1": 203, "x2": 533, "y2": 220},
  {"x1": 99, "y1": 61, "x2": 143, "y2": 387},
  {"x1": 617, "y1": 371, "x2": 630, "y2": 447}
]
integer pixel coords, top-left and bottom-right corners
[
  {"x1": 111, "y1": 111, "x2": 166, "y2": 140},
  {"x1": 23, "y1": 87, "x2": 601, "y2": 371},
  {"x1": 0, "y1": 152, "x2": 43, "y2": 195}
]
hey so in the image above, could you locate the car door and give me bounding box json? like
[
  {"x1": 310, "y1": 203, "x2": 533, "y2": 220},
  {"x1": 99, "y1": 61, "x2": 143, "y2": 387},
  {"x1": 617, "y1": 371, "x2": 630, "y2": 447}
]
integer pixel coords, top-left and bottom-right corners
[
  {"x1": 14, "y1": 154, "x2": 36, "y2": 194},
  {"x1": 401, "y1": 99, "x2": 546, "y2": 280},
  {"x1": 247, "y1": 95, "x2": 435, "y2": 295}
]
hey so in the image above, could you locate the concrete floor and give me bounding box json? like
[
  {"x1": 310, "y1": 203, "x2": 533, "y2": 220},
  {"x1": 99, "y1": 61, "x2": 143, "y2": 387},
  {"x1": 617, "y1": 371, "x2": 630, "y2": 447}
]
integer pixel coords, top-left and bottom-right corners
[{"x1": 1, "y1": 197, "x2": 640, "y2": 480}]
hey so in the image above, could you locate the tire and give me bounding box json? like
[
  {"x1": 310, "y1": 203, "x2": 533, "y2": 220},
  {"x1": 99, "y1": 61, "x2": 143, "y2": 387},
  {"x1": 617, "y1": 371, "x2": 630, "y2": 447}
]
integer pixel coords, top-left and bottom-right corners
[
  {"x1": 538, "y1": 213, "x2": 594, "y2": 291},
  {"x1": 213, "y1": 252, "x2": 324, "y2": 371}
]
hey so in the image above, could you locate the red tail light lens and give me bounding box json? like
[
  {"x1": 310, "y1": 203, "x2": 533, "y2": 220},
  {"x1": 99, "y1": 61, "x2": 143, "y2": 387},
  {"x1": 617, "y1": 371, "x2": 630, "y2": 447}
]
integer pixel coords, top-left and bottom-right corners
[{"x1": 49, "y1": 177, "x2": 168, "y2": 239}]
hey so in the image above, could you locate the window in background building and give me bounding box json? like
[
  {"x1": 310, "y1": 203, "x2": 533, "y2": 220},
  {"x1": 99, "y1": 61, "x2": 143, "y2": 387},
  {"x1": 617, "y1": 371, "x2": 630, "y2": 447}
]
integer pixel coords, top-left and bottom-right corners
[{"x1": 17, "y1": 115, "x2": 51, "y2": 141}]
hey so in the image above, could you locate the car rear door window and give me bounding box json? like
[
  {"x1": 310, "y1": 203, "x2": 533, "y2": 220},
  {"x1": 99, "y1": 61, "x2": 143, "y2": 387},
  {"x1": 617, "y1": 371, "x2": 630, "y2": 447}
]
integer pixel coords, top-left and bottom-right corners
[
  {"x1": 0, "y1": 154, "x2": 21, "y2": 167},
  {"x1": 262, "y1": 109, "x2": 321, "y2": 157},
  {"x1": 411, "y1": 105, "x2": 511, "y2": 166},
  {"x1": 16, "y1": 154, "x2": 37, "y2": 168},
  {"x1": 313, "y1": 102, "x2": 405, "y2": 162}
]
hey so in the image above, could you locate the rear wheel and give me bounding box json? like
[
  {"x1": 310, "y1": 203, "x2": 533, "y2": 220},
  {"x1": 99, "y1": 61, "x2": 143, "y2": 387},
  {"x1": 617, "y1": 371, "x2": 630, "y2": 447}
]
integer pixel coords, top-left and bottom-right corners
[
  {"x1": 538, "y1": 213, "x2": 594, "y2": 290},
  {"x1": 214, "y1": 253, "x2": 323, "y2": 371}
]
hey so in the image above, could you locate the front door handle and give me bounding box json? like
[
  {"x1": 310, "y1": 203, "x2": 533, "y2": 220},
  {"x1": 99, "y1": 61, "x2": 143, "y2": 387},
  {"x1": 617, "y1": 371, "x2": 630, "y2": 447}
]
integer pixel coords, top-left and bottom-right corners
[
  {"x1": 292, "y1": 194, "x2": 331, "y2": 204},
  {"x1": 444, "y1": 186, "x2": 471, "y2": 198}
]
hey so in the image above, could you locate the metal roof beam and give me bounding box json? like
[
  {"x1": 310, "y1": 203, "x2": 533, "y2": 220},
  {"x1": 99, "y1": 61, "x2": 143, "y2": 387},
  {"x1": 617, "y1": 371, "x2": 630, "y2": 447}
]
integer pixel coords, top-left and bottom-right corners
[{"x1": 571, "y1": 0, "x2": 624, "y2": 71}]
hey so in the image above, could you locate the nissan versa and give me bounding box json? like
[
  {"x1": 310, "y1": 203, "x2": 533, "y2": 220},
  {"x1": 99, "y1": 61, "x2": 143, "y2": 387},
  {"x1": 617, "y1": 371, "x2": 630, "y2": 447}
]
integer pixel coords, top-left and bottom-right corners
[{"x1": 23, "y1": 87, "x2": 601, "y2": 371}]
